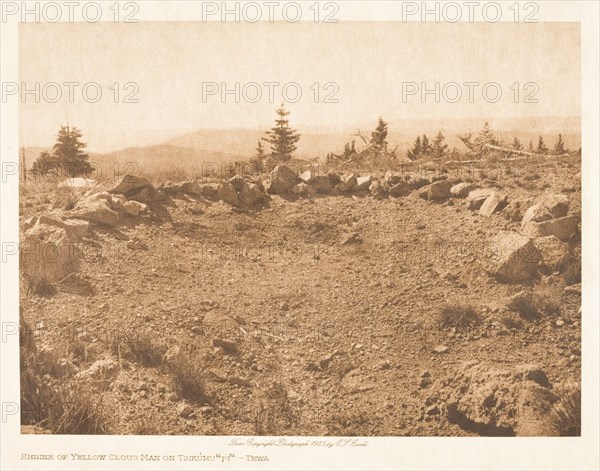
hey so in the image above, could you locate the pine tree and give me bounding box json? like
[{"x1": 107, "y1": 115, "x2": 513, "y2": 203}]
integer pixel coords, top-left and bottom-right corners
[
  {"x1": 421, "y1": 134, "x2": 432, "y2": 156},
  {"x1": 407, "y1": 136, "x2": 422, "y2": 161},
  {"x1": 52, "y1": 126, "x2": 92, "y2": 178},
  {"x1": 537, "y1": 136, "x2": 548, "y2": 154},
  {"x1": 431, "y1": 131, "x2": 448, "y2": 158},
  {"x1": 528, "y1": 140, "x2": 535, "y2": 153},
  {"x1": 370, "y1": 117, "x2": 388, "y2": 151},
  {"x1": 31, "y1": 151, "x2": 60, "y2": 176},
  {"x1": 473, "y1": 121, "x2": 497, "y2": 151},
  {"x1": 512, "y1": 137, "x2": 523, "y2": 150},
  {"x1": 255, "y1": 139, "x2": 265, "y2": 158},
  {"x1": 262, "y1": 104, "x2": 300, "y2": 162},
  {"x1": 553, "y1": 134, "x2": 567, "y2": 154}
]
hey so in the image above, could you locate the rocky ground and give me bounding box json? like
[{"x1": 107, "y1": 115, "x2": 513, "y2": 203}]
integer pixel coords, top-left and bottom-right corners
[{"x1": 19, "y1": 155, "x2": 581, "y2": 436}]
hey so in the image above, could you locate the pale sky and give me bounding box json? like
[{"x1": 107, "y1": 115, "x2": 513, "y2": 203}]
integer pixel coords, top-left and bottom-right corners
[{"x1": 19, "y1": 21, "x2": 580, "y2": 152}]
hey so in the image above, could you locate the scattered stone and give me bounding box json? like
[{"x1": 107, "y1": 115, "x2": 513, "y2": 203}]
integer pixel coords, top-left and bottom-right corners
[
  {"x1": 71, "y1": 197, "x2": 120, "y2": 226},
  {"x1": 199, "y1": 183, "x2": 221, "y2": 201},
  {"x1": 426, "y1": 405, "x2": 440, "y2": 415},
  {"x1": 299, "y1": 170, "x2": 314, "y2": 183},
  {"x1": 433, "y1": 345, "x2": 449, "y2": 354},
  {"x1": 181, "y1": 180, "x2": 202, "y2": 195},
  {"x1": 420, "y1": 377, "x2": 432, "y2": 388},
  {"x1": 219, "y1": 182, "x2": 239, "y2": 207},
  {"x1": 21, "y1": 224, "x2": 80, "y2": 282},
  {"x1": 177, "y1": 403, "x2": 193, "y2": 418},
  {"x1": 466, "y1": 188, "x2": 494, "y2": 210},
  {"x1": 479, "y1": 191, "x2": 508, "y2": 217},
  {"x1": 279, "y1": 301, "x2": 289, "y2": 311},
  {"x1": 533, "y1": 236, "x2": 569, "y2": 273},
  {"x1": 521, "y1": 215, "x2": 578, "y2": 241},
  {"x1": 164, "y1": 345, "x2": 181, "y2": 362},
  {"x1": 485, "y1": 232, "x2": 541, "y2": 283},
  {"x1": 319, "y1": 353, "x2": 335, "y2": 370},
  {"x1": 341, "y1": 173, "x2": 358, "y2": 190},
  {"x1": 419, "y1": 180, "x2": 452, "y2": 201},
  {"x1": 120, "y1": 200, "x2": 147, "y2": 217},
  {"x1": 555, "y1": 319, "x2": 565, "y2": 327},
  {"x1": 268, "y1": 165, "x2": 300, "y2": 194},
  {"x1": 506, "y1": 291, "x2": 533, "y2": 311},
  {"x1": 291, "y1": 182, "x2": 315, "y2": 196},
  {"x1": 238, "y1": 182, "x2": 264, "y2": 207},
  {"x1": 355, "y1": 175, "x2": 372, "y2": 191},
  {"x1": 228, "y1": 175, "x2": 247, "y2": 193},
  {"x1": 521, "y1": 194, "x2": 569, "y2": 227},
  {"x1": 388, "y1": 180, "x2": 411, "y2": 198},
  {"x1": 450, "y1": 182, "x2": 478, "y2": 198},
  {"x1": 108, "y1": 175, "x2": 155, "y2": 202},
  {"x1": 75, "y1": 357, "x2": 119, "y2": 381}
]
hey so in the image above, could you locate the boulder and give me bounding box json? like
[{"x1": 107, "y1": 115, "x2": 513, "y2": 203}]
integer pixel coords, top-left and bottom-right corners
[
  {"x1": 445, "y1": 361, "x2": 559, "y2": 436},
  {"x1": 485, "y1": 232, "x2": 541, "y2": 283},
  {"x1": 341, "y1": 174, "x2": 358, "y2": 190},
  {"x1": 108, "y1": 175, "x2": 154, "y2": 199},
  {"x1": 121, "y1": 200, "x2": 147, "y2": 217},
  {"x1": 521, "y1": 215, "x2": 578, "y2": 241},
  {"x1": 327, "y1": 172, "x2": 341, "y2": 183},
  {"x1": 388, "y1": 181, "x2": 412, "y2": 198},
  {"x1": 228, "y1": 175, "x2": 247, "y2": 193},
  {"x1": 408, "y1": 176, "x2": 431, "y2": 190},
  {"x1": 23, "y1": 215, "x2": 89, "y2": 240},
  {"x1": 355, "y1": 175, "x2": 372, "y2": 191},
  {"x1": 384, "y1": 171, "x2": 402, "y2": 186},
  {"x1": 21, "y1": 224, "x2": 80, "y2": 282},
  {"x1": 369, "y1": 181, "x2": 387, "y2": 199},
  {"x1": 199, "y1": 183, "x2": 221, "y2": 201},
  {"x1": 419, "y1": 180, "x2": 452, "y2": 201},
  {"x1": 70, "y1": 197, "x2": 120, "y2": 226},
  {"x1": 533, "y1": 236, "x2": 569, "y2": 273},
  {"x1": 161, "y1": 181, "x2": 184, "y2": 196},
  {"x1": 311, "y1": 176, "x2": 337, "y2": 194},
  {"x1": 268, "y1": 165, "x2": 300, "y2": 194},
  {"x1": 181, "y1": 180, "x2": 202, "y2": 195},
  {"x1": 238, "y1": 182, "x2": 264, "y2": 207},
  {"x1": 62, "y1": 219, "x2": 90, "y2": 238},
  {"x1": 479, "y1": 192, "x2": 508, "y2": 217},
  {"x1": 521, "y1": 194, "x2": 569, "y2": 227},
  {"x1": 467, "y1": 188, "x2": 494, "y2": 210},
  {"x1": 219, "y1": 182, "x2": 239, "y2": 207},
  {"x1": 299, "y1": 170, "x2": 314, "y2": 183},
  {"x1": 291, "y1": 182, "x2": 315, "y2": 196},
  {"x1": 450, "y1": 182, "x2": 478, "y2": 198}
]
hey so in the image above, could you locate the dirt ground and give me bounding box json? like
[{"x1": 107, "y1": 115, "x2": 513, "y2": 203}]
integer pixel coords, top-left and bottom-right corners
[{"x1": 19, "y1": 157, "x2": 581, "y2": 436}]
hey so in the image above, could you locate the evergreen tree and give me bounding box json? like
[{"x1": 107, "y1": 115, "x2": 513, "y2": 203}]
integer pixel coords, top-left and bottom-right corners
[
  {"x1": 474, "y1": 121, "x2": 497, "y2": 150},
  {"x1": 262, "y1": 103, "x2": 300, "y2": 162},
  {"x1": 512, "y1": 137, "x2": 523, "y2": 150},
  {"x1": 553, "y1": 134, "x2": 567, "y2": 154},
  {"x1": 30, "y1": 151, "x2": 59, "y2": 177},
  {"x1": 537, "y1": 136, "x2": 548, "y2": 154},
  {"x1": 528, "y1": 140, "x2": 535, "y2": 153},
  {"x1": 255, "y1": 139, "x2": 265, "y2": 158},
  {"x1": 407, "y1": 136, "x2": 421, "y2": 161},
  {"x1": 421, "y1": 134, "x2": 432, "y2": 156},
  {"x1": 431, "y1": 131, "x2": 448, "y2": 158},
  {"x1": 31, "y1": 126, "x2": 92, "y2": 178},
  {"x1": 370, "y1": 117, "x2": 388, "y2": 151}
]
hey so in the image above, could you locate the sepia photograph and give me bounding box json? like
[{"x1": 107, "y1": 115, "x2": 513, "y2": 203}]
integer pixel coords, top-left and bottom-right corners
[{"x1": 1, "y1": 1, "x2": 599, "y2": 470}]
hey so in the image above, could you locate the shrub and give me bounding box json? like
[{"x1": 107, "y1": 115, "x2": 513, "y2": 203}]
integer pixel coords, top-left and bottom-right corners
[
  {"x1": 107, "y1": 328, "x2": 166, "y2": 367},
  {"x1": 438, "y1": 303, "x2": 481, "y2": 330},
  {"x1": 167, "y1": 350, "x2": 212, "y2": 403},
  {"x1": 547, "y1": 384, "x2": 580, "y2": 436}
]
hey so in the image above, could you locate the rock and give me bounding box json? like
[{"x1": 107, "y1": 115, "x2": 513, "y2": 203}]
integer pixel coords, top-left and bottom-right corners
[
  {"x1": 467, "y1": 190, "x2": 493, "y2": 210},
  {"x1": 121, "y1": 200, "x2": 147, "y2": 216},
  {"x1": 268, "y1": 165, "x2": 300, "y2": 194},
  {"x1": 479, "y1": 191, "x2": 508, "y2": 217},
  {"x1": 213, "y1": 338, "x2": 239, "y2": 355},
  {"x1": 426, "y1": 405, "x2": 440, "y2": 415},
  {"x1": 108, "y1": 175, "x2": 155, "y2": 200},
  {"x1": 161, "y1": 181, "x2": 184, "y2": 196},
  {"x1": 521, "y1": 215, "x2": 578, "y2": 242},
  {"x1": 20, "y1": 224, "x2": 80, "y2": 282},
  {"x1": 433, "y1": 345, "x2": 449, "y2": 354},
  {"x1": 341, "y1": 174, "x2": 358, "y2": 190},
  {"x1": 341, "y1": 232, "x2": 362, "y2": 246},
  {"x1": 450, "y1": 182, "x2": 478, "y2": 198},
  {"x1": 388, "y1": 181, "x2": 411, "y2": 198},
  {"x1": 327, "y1": 172, "x2": 341, "y2": 183},
  {"x1": 485, "y1": 232, "x2": 541, "y2": 283},
  {"x1": 76, "y1": 357, "x2": 119, "y2": 381},
  {"x1": 238, "y1": 182, "x2": 264, "y2": 207},
  {"x1": 311, "y1": 176, "x2": 337, "y2": 194},
  {"x1": 369, "y1": 181, "x2": 387, "y2": 199},
  {"x1": 177, "y1": 403, "x2": 193, "y2": 418},
  {"x1": 521, "y1": 194, "x2": 569, "y2": 227},
  {"x1": 62, "y1": 219, "x2": 90, "y2": 238},
  {"x1": 291, "y1": 182, "x2": 315, "y2": 196},
  {"x1": 356, "y1": 175, "x2": 372, "y2": 191},
  {"x1": 58, "y1": 177, "x2": 97, "y2": 189},
  {"x1": 181, "y1": 180, "x2": 202, "y2": 195},
  {"x1": 385, "y1": 171, "x2": 402, "y2": 186},
  {"x1": 419, "y1": 180, "x2": 451, "y2": 201},
  {"x1": 319, "y1": 353, "x2": 335, "y2": 370},
  {"x1": 299, "y1": 170, "x2": 314, "y2": 183},
  {"x1": 420, "y1": 377, "x2": 432, "y2": 388},
  {"x1": 279, "y1": 301, "x2": 289, "y2": 311},
  {"x1": 408, "y1": 176, "x2": 431, "y2": 190},
  {"x1": 533, "y1": 236, "x2": 569, "y2": 273},
  {"x1": 503, "y1": 201, "x2": 523, "y2": 222},
  {"x1": 24, "y1": 215, "x2": 89, "y2": 240},
  {"x1": 506, "y1": 291, "x2": 533, "y2": 311},
  {"x1": 219, "y1": 182, "x2": 240, "y2": 207},
  {"x1": 164, "y1": 345, "x2": 181, "y2": 362},
  {"x1": 71, "y1": 197, "x2": 120, "y2": 226},
  {"x1": 445, "y1": 362, "x2": 558, "y2": 436},
  {"x1": 199, "y1": 183, "x2": 222, "y2": 201},
  {"x1": 228, "y1": 175, "x2": 247, "y2": 193}
]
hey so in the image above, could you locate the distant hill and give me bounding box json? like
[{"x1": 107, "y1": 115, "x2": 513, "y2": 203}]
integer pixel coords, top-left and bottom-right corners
[{"x1": 23, "y1": 116, "x2": 580, "y2": 173}]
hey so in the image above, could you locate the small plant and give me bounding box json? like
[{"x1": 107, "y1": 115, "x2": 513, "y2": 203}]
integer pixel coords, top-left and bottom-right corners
[
  {"x1": 254, "y1": 381, "x2": 297, "y2": 435},
  {"x1": 438, "y1": 302, "x2": 481, "y2": 330},
  {"x1": 167, "y1": 350, "x2": 212, "y2": 403},
  {"x1": 107, "y1": 328, "x2": 167, "y2": 367},
  {"x1": 564, "y1": 253, "x2": 581, "y2": 285},
  {"x1": 500, "y1": 312, "x2": 524, "y2": 330},
  {"x1": 547, "y1": 384, "x2": 580, "y2": 436},
  {"x1": 509, "y1": 291, "x2": 561, "y2": 321},
  {"x1": 23, "y1": 274, "x2": 56, "y2": 297}
]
